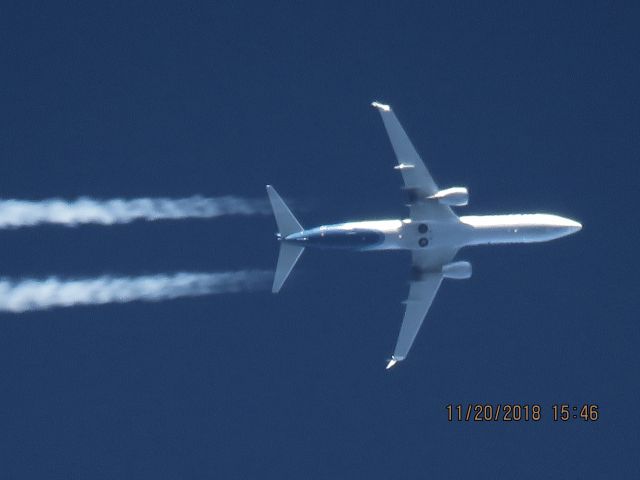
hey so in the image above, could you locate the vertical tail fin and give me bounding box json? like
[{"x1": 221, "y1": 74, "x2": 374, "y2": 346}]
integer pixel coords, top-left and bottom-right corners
[{"x1": 266, "y1": 186, "x2": 304, "y2": 293}]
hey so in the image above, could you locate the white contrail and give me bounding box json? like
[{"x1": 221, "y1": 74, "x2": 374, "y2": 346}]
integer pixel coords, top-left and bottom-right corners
[
  {"x1": 0, "y1": 270, "x2": 271, "y2": 313},
  {"x1": 0, "y1": 196, "x2": 270, "y2": 228}
]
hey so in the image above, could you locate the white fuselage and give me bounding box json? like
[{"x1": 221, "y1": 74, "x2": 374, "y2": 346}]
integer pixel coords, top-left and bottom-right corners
[{"x1": 284, "y1": 213, "x2": 582, "y2": 251}]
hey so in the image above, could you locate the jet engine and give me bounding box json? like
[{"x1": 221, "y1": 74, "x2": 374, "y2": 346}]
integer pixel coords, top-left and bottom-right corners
[
  {"x1": 442, "y1": 261, "x2": 472, "y2": 279},
  {"x1": 429, "y1": 187, "x2": 469, "y2": 206}
]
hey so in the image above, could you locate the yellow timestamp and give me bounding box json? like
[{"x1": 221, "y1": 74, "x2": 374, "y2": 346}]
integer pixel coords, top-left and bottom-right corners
[
  {"x1": 552, "y1": 404, "x2": 599, "y2": 421},
  {"x1": 446, "y1": 404, "x2": 599, "y2": 422}
]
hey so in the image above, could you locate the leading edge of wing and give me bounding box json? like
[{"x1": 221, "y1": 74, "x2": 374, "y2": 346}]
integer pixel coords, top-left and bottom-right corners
[
  {"x1": 371, "y1": 101, "x2": 438, "y2": 195},
  {"x1": 371, "y1": 101, "x2": 457, "y2": 222},
  {"x1": 387, "y1": 248, "x2": 458, "y2": 369}
]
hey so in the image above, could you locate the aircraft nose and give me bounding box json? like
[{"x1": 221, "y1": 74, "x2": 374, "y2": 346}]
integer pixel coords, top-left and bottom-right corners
[
  {"x1": 566, "y1": 219, "x2": 582, "y2": 233},
  {"x1": 560, "y1": 218, "x2": 582, "y2": 235}
]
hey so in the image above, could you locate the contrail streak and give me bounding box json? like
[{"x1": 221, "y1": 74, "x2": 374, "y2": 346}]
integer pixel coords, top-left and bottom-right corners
[
  {"x1": 0, "y1": 270, "x2": 271, "y2": 313},
  {"x1": 0, "y1": 196, "x2": 270, "y2": 228}
]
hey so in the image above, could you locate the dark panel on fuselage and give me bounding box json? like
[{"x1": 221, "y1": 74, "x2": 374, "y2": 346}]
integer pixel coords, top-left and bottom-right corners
[{"x1": 288, "y1": 228, "x2": 384, "y2": 250}]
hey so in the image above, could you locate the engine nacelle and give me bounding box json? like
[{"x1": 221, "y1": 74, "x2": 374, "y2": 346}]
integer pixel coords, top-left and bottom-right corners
[
  {"x1": 442, "y1": 261, "x2": 472, "y2": 280},
  {"x1": 429, "y1": 187, "x2": 468, "y2": 206}
]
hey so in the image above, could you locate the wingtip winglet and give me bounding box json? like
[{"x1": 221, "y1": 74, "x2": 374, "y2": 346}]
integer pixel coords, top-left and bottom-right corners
[
  {"x1": 385, "y1": 355, "x2": 404, "y2": 370},
  {"x1": 371, "y1": 101, "x2": 391, "y2": 112}
]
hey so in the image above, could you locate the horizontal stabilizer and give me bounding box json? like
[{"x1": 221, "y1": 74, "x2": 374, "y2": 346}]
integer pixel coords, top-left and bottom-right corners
[
  {"x1": 272, "y1": 243, "x2": 304, "y2": 293},
  {"x1": 266, "y1": 185, "x2": 303, "y2": 236},
  {"x1": 266, "y1": 185, "x2": 305, "y2": 293}
]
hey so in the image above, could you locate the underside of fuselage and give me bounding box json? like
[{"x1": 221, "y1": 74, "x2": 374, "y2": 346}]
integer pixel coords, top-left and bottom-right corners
[
  {"x1": 286, "y1": 227, "x2": 385, "y2": 250},
  {"x1": 284, "y1": 213, "x2": 582, "y2": 252}
]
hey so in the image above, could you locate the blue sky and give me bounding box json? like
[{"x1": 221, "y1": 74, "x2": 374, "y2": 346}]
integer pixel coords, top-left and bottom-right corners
[{"x1": 1, "y1": 2, "x2": 639, "y2": 478}]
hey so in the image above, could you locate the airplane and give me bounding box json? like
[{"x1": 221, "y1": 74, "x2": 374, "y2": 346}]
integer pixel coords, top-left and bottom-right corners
[{"x1": 266, "y1": 101, "x2": 582, "y2": 369}]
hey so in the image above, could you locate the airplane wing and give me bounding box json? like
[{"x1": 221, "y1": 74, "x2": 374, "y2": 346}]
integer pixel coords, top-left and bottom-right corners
[
  {"x1": 386, "y1": 247, "x2": 458, "y2": 369},
  {"x1": 372, "y1": 101, "x2": 456, "y2": 221}
]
